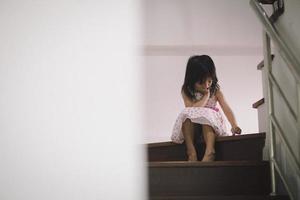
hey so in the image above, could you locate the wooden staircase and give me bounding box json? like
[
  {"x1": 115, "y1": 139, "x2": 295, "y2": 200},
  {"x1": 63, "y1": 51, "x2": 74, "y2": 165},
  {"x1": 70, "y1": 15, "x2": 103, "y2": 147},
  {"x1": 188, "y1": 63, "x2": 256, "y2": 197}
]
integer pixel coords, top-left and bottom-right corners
[{"x1": 147, "y1": 133, "x2": 290, "y2": 200}]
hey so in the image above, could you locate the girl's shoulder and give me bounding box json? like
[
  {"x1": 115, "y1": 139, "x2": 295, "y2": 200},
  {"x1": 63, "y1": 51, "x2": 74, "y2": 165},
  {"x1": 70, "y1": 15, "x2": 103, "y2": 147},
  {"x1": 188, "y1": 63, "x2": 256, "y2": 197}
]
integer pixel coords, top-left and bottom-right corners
[
  {"x1": 181, "y1": 88, "x2": 194, "y2": 98},
  {"x1": 181, "y1": 89, "x2": 194, "y2": 107}
]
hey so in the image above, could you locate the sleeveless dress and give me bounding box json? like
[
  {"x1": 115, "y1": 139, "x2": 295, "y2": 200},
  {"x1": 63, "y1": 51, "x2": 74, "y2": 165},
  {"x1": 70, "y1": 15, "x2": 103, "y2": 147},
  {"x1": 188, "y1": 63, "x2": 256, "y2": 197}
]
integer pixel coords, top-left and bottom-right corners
[{"x1": 171, "y1": 92, "x2": 228, "y2": 144}]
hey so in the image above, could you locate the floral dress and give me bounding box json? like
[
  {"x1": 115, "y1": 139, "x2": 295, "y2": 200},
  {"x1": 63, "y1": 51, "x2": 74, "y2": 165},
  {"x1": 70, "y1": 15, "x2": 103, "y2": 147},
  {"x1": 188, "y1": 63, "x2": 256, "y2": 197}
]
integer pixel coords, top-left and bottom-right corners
[{"x1": 171, "y1": 92, "x2": 228, "y2": 144}]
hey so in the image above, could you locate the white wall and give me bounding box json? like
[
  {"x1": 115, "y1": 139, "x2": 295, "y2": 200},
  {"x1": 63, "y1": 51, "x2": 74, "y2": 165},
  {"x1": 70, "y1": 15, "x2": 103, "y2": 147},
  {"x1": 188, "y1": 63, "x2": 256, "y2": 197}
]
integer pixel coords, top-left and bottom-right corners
[
  {"x1": 143, "y1": 0, "x2": 264, "y2": 143},
  {"x1": 143, "y1": 0, "x2": 263, "y2": 46},
  {"x1": 0, "y1": 1, "x2": 145, "y2": 200}
]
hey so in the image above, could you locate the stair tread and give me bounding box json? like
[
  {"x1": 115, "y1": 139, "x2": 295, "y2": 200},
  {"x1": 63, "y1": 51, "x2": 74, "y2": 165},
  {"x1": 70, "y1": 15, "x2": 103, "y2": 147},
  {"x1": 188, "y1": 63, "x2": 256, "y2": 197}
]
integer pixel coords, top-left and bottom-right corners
[
  {"x1": 148, "y1": 132, "x2": 266, "y2": 161},
  {"x1": 150, "y1": 195, "x2": 289, "y2": 200},
  {"x1": 148, "y1": 132, "x2": 266, "y2": 148},
  {"x1": 149, "y1": 160, "x2": 269, "y2": 167}
]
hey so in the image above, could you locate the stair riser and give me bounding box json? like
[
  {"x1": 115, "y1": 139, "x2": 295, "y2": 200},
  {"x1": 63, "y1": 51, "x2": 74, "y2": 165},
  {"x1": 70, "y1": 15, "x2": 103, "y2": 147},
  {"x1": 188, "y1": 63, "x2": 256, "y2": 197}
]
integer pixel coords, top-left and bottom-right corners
[{"x1": 149, "y1": 164, "x2": 271, "y2": 196}]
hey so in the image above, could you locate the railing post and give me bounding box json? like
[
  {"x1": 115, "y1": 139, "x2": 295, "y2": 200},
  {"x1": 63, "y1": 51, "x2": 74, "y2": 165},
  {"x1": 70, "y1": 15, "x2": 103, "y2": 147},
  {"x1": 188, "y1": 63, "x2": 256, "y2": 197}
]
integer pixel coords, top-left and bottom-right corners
[{"x1": 262, "y1": 30, "x2": 276, "y2": 196}]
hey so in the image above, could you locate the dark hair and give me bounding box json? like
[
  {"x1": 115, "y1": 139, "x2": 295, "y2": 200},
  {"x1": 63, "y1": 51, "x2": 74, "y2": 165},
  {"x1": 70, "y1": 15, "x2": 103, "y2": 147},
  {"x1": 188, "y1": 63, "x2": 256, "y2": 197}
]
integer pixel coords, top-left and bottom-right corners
[{"x1": 182, "y1": 55, "x2": 219, "y2": 99}]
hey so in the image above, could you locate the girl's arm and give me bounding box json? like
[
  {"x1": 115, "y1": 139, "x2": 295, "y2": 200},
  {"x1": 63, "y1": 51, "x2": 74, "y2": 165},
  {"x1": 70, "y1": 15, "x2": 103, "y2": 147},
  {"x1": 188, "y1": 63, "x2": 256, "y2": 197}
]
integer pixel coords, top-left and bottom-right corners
[
  {"x1": 181, "y1": 90, "x2": 210, "y2": 108},
  {"x1": 216, "y1": 89, "x2": 242, "y2": 135}
]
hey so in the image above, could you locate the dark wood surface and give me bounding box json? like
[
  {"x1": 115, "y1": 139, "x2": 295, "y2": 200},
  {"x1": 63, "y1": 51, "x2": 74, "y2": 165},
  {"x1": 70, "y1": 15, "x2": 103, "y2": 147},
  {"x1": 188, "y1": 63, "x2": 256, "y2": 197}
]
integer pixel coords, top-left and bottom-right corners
[
  {"x1": 149, "y1": 160, "x2": 268, "y2": 168},
  {"x1": 147, "y1": 132, "x2": 290, "y2": 199},
  {"x1": 258, "y1": 0, "x2": 276, "y2": 4},
  {"x1": 150, "y1": 195, "x2": 290, "y2": 200},
  {"x1": 148, "y1": 133, "x2": 266, "y2": 148},
  {"x1": 147, "y1": 133, "x2": 266, "y2": 162},
  {"x1": 253, "y1": 98, "x2": 265, "y2": 109},
  {"x1": 149, "y1": 161, "x2": 271, "y2": 196}
]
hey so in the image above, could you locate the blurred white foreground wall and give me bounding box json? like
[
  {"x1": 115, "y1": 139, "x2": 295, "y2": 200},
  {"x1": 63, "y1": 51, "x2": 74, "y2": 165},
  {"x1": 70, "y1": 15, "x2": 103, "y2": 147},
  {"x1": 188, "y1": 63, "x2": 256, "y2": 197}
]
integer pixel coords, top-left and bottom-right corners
[{"x1": 0, "y1": 1, "x2": 146, "y2": 200}]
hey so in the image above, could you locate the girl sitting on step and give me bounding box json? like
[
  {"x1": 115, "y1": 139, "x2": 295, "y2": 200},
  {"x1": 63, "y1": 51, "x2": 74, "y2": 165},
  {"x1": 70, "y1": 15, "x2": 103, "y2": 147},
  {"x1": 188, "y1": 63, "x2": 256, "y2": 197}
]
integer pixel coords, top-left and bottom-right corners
[{"x1": 171, "y1": 55, "x2": 242, "y2": 162}]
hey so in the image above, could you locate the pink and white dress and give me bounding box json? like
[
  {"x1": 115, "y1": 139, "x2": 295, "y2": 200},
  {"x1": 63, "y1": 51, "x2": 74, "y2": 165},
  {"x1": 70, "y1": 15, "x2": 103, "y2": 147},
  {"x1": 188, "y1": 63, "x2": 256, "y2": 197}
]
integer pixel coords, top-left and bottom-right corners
[{"x1": 171, "y1": 92, "x2": 229, "y2": 144}]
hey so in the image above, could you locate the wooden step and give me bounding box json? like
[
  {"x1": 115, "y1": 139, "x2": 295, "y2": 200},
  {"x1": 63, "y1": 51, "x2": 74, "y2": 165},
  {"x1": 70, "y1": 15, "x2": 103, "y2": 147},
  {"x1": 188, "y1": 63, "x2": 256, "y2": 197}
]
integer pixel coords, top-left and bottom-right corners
[
  {"x1": 150, "y1": 195, "x2": 290, "y2": 200},
  {"x1": 149, "y1": 161, "x2": 271, "y2": 197},
  {"x1": 147, "y1": 133, "x2": 266, "y2": 161}
]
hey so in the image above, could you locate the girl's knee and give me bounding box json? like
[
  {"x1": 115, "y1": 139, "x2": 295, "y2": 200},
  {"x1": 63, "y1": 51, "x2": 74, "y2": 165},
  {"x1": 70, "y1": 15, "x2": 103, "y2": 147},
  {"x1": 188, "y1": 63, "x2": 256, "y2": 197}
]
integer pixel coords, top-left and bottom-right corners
[
  {"x1": 183, "y1": 118, "x2": 192, "y2": 125},
  {"x1": 183, "y1": 119, "x2": 194, "y2": 129}
]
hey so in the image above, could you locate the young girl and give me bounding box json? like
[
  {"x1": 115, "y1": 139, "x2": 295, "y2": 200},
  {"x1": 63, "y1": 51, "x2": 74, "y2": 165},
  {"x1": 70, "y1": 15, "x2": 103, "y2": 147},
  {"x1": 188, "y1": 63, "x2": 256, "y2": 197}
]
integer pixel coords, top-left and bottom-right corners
[{"x1": 171, "y1": 55, "x2": 242, "y2": 162}]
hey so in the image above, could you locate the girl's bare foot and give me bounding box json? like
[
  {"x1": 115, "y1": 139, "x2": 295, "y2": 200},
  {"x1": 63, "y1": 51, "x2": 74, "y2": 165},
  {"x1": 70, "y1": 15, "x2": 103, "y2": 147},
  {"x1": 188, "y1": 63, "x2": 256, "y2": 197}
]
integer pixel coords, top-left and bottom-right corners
[
  {"x1": 201, "y1": 151, "x2": 215, "y2": 162},
  {"x1": 187, "y1": 151, "x2": 198, "y2": 161}
]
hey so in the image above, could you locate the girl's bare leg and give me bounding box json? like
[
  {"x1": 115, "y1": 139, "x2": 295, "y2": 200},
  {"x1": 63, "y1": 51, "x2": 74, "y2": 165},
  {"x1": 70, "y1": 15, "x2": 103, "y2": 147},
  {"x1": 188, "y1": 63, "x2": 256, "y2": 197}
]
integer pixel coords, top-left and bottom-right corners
[
  {"x1": 182, "y1": 119, "x2": 197, "y2": 161},
  {"x1": 202, "y1": 125, "x2": 216, "y2": 162}
]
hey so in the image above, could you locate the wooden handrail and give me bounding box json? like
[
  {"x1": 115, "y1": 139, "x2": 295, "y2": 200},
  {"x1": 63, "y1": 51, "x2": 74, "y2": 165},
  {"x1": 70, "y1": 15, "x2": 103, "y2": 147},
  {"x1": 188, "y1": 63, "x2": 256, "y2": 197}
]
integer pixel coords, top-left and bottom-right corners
[
  {"x1": 258, "y1": 0, "x2": 276, "y2": 4},
  {"x1": 252, "y1": 98, "x2": 265, "y2": 108}
]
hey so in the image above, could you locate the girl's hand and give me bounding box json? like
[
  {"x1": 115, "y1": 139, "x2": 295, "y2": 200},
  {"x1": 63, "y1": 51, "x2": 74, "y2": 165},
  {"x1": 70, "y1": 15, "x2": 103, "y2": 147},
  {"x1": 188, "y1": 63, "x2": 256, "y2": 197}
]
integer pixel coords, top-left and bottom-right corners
[
  {"x1": 231, "y1": 126, "x2": 242, "y2": 135},
  {"x1": 203, "y1": 87, "x2": 210, "y2": 97}
]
